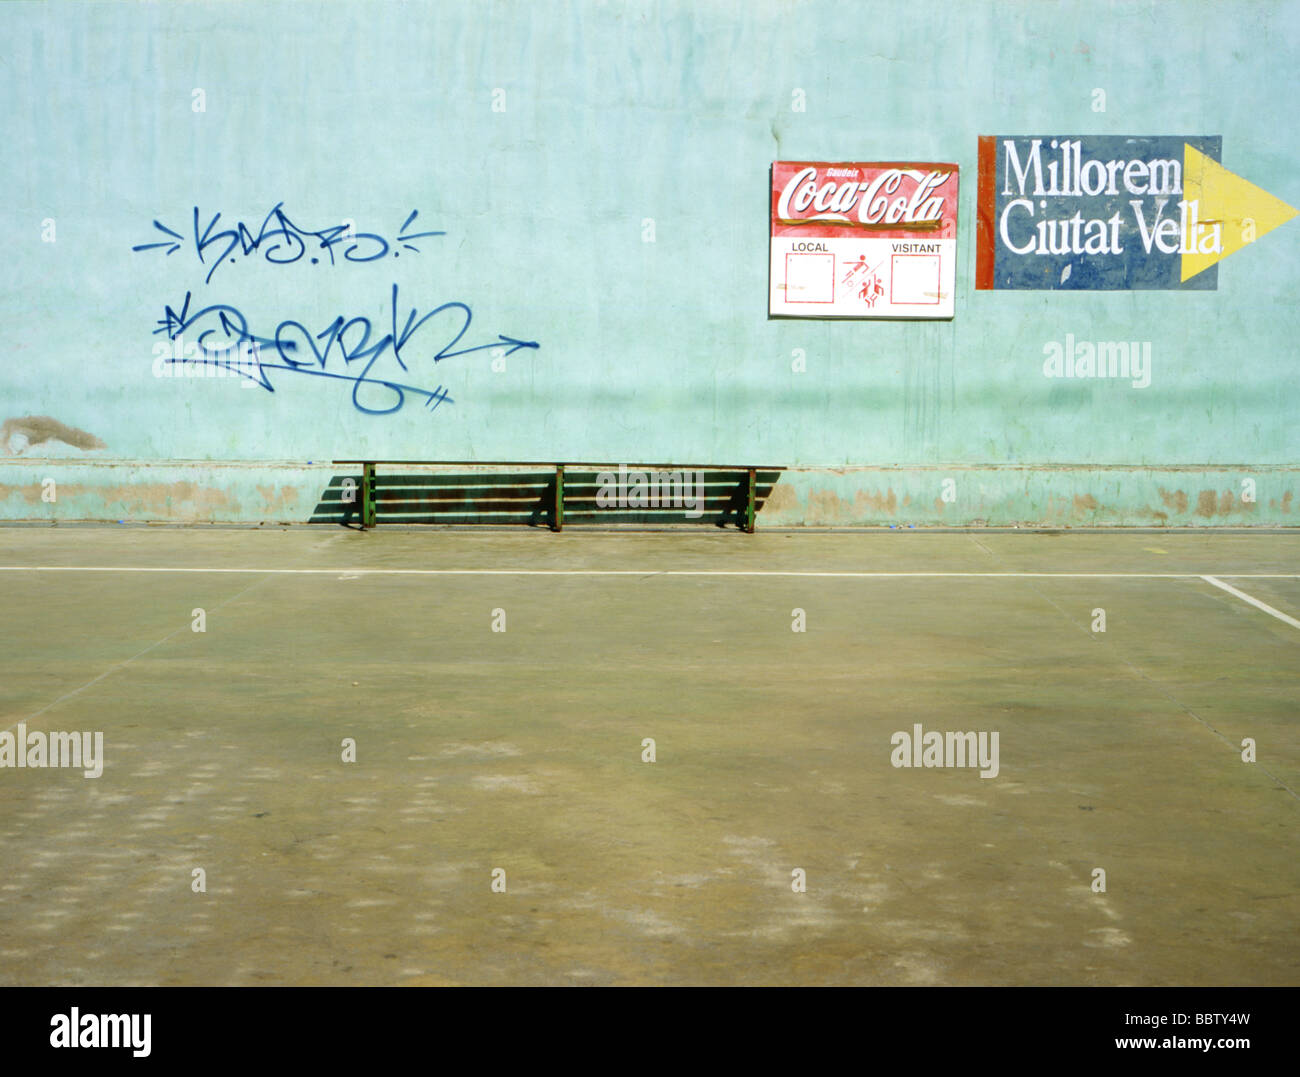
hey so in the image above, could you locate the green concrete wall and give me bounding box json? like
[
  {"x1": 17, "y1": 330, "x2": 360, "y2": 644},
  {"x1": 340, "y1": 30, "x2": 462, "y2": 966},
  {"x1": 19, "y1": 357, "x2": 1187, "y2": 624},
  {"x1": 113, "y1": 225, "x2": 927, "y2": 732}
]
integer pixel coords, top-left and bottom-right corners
[{"x1": 1, "y1": 0, "x2": 1296, "y2": 525}]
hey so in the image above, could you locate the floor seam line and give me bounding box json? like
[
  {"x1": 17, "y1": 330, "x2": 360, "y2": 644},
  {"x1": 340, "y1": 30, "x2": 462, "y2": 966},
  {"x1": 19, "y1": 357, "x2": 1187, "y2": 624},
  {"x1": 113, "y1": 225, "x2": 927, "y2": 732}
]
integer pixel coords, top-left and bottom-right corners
[{"x1": 8, "y1": 573, "x2": 275, "y2": 731}]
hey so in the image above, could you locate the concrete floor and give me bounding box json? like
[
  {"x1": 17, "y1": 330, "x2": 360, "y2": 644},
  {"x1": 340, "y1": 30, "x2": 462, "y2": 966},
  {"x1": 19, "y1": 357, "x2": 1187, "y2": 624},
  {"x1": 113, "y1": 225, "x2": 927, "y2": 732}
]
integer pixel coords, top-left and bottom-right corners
[{"x1": 0, "y1": 527, "x2": 1296, "y2": 985}]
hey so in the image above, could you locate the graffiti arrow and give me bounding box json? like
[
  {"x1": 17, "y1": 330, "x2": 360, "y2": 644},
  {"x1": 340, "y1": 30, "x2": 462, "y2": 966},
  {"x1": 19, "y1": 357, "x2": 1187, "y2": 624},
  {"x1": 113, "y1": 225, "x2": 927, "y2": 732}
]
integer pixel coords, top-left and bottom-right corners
[
  {"x1": 438, "y1": 334, "x2": 540, "y2": 361},
  {"x1": 132, "y1": 219, "x2": 183, "y2": 256}
]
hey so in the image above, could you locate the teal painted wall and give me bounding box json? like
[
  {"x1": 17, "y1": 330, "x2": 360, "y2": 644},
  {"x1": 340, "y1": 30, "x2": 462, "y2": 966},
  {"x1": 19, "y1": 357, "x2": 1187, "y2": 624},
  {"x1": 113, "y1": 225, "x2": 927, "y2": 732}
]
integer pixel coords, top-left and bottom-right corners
[{"x1": 1, "y1": 0, "x2": 1296, "y2": 524}]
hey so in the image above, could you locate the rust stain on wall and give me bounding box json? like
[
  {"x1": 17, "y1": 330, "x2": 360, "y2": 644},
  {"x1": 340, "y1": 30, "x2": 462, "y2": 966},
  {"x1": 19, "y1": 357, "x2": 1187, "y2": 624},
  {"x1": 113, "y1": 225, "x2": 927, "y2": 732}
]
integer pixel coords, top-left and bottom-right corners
[{"x1": 2, "y1": 416, "x2": 106, "y2": 455}]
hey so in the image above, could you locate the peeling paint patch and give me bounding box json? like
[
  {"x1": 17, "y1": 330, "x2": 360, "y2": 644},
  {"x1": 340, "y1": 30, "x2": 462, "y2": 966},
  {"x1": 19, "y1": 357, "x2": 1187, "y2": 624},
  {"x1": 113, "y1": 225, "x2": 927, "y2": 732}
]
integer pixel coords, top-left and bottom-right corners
[
  {"x1": 807, "y1": 489, "x2": 851, "y2": 522},
  {"x1": 854, "y1": 487, "x2": 898, "y2": 515},
  {"x1": 1195, "y1": 490, "x2": 1218, "y2": 517},
  {"x1": 1072, "y1": 494, "x2": 1098, "y2": 515},
  {"x1": 1158, "y1": 488, "x2": 1188, "y2": 514},
  {"x1": 806, "y1": 486, "x2": 899, "y2": 523},
  {"x1": 0, "y1": 482, "x2": 46, "y2": 505},
  {"x1": 0, "y1": 480, "x2": 235, "y2": 518},
  {"x1": 100, "y1": 482, "x2": 235, "y2": 518},
  {"x1": 1, "y1": 416, "x2": 106, "y2": 456},
  {"x1": 763, "y1": 482, "x2": 799, "y2": 512},
  {"x1": 255, "y1": 483, "x2": 301, "y2": 514}
]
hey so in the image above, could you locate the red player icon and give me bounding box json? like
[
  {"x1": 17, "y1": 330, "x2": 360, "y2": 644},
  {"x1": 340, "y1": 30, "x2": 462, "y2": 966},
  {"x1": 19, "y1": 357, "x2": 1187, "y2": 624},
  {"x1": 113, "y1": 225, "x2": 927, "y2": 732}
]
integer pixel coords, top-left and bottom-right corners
[
  {"x1": 860, "y1": 274, "x2": 885, "y2": 303},
  {"x1": 842, "y1": 254, "x2": 871, "y2": 283},
  {"x1": 842, "y1": 254, "x2": 885, "y2": 306}
]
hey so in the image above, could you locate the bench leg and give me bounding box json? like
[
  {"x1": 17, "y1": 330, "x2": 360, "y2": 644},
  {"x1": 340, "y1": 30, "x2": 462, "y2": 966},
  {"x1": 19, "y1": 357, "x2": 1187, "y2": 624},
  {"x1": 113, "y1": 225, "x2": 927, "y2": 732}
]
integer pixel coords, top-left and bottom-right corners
[
  {"x1": 362, "y1": 462, "x2": 376, "y2": 530},
  {"x1": 553, "y1": 465, "x2": 565, "y2": 532}
]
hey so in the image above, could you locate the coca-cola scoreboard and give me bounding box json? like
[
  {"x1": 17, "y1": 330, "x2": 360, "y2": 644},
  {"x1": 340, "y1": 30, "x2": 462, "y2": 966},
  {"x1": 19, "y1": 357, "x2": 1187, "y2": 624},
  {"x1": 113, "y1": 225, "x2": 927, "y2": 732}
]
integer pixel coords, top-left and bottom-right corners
[{"x1": 769, "y1": 161, "x2": 959, "y2": 319}]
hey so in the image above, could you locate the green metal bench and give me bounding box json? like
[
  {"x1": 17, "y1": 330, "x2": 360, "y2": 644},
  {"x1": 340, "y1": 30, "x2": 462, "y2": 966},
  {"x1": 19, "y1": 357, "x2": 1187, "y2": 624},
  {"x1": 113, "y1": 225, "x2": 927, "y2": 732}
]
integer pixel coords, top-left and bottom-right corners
[{"x1": 321, "y1": 461, "x2": 784, "y2": 532}]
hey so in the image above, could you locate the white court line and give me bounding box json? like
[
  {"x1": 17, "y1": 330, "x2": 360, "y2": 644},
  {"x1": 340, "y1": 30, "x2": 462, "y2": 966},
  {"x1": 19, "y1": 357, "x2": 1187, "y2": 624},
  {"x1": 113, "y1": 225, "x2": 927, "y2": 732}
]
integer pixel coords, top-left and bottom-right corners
[
  {"x1": 1201, "y1": 575, "x2": 1300, "y2": 631},
  {"x1": 0, "y1": 567, "x2": 1299, "y2": 578}
]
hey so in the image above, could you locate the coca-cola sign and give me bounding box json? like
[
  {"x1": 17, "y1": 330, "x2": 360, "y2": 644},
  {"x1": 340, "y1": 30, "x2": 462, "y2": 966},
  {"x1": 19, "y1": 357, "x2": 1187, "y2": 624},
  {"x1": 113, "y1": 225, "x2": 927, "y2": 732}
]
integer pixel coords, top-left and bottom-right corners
[{"x1": 770, "y1": 161, "x2": 959, "y2": 318}]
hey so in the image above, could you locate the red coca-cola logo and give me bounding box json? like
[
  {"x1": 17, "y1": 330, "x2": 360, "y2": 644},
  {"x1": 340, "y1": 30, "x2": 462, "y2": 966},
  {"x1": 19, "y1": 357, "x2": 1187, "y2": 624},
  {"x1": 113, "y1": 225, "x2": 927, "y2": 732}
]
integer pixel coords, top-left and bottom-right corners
[{"x1": 772, "y1": 162, "x2": 957, "y2": 234}]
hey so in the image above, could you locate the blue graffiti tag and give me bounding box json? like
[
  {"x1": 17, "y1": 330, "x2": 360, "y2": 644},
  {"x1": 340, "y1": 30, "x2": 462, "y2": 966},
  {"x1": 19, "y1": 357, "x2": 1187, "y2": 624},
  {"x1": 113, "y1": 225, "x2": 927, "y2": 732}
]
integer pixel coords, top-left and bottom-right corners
[
  {"x1": 134, "y1": 205, "x2": 445, "y2": 284},
  {"x1": 153, "y1": 285, "x2": 539, "y2": 416}
]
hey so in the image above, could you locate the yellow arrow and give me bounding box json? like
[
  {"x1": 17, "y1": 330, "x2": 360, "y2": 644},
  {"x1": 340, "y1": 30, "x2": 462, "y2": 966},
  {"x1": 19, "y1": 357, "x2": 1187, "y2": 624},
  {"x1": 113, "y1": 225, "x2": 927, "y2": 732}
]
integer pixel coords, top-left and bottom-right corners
[{"x1": 1182, "y1": 143, "x2": 1298, "y2": 281}]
